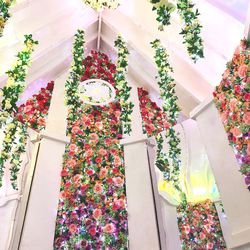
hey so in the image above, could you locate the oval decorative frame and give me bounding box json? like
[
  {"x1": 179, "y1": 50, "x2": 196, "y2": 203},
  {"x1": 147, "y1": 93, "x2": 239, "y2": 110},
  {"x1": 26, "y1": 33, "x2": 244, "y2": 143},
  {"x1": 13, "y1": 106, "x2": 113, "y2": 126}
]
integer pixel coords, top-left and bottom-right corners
[{"x1": 79, "y1": 79, "x2": 116, "y2": 106}]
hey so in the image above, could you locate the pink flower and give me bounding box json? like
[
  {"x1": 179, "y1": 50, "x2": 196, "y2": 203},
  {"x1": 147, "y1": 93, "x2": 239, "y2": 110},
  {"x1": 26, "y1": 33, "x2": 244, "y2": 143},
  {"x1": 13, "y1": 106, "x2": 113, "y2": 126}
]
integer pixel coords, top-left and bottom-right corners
[
  {"x1": 68, "y1": 159, "x2": 77, "y2": 168},
  {"x1": 84, "y1": 149, "x2": 94, "y2": 158},
  {"x1": 94, "y1": 183, "x2": 103, "y2": 194},
  {"x1": 243, "y1": 112, "x2": 250, "y2": 125},
  {"x1": 221, "y1": 111, "x2": 229, "y2": 123},
  {"x1": 114, "y1": 156, "x2": 122, "y2": 167},
  {"x1": 247, "y1": 144, "x2": 250, "y2": 156},
  {"x1": 99, "y1": 148, "x2": 107, "y2": 156},
  {"x1": 223, "y1": 69, "x2": 230, "y2": 79},
  {"x1": 93, "y1": 209, "x2": 102, "y2": 220},
  {"x1": 113, "y1": 177, "x2": 124, "y2": 187},
  {"x1": 116, "y1": 198, "x2": 126, "y2": 209},
  {"x1": 89, "y1": 227, "x2": 96, "y2": 236},
  {"x1": 230, "y1": 127, "x2": 241, "y2": 137},
  {"x1": 69, "y1": 224, "x2": 78, "y2": 234},
  {"x1": 103, "y1": 223, "x2": 115, "y2": 234},
  {"x1": 99, "y1": 167, "x2": 108, "y2": 179},
  {"x1": 238, "y1": 64, "x2": 248, "y2": 78},
  {"x1": 61, "y1": 169, "x2": 68, "y2": 177},
  {"x1": 72, "y1": 126, "x2": 80, "y2": 134},
  {"x1": 95, "y1": 122, "x2": 103, "y2": 130},
  {"x1": 37, "y1": 117, "x2": 46, "y2": 126},
  {"x1": 207, "y1": 242, "x2": 214, "y2": 249},
  {"x1": 199, "y1": 232, "x2": 206, "y2": 240},
  {"x1": 73, "y1": 174, "x2": 81, "y2": 183},
  {"x1": 69, "y1": 144, "x2": 77, "y2": 152},
  {"x1": 229, "y1": 99, "x2": 237, "y2": 111}
]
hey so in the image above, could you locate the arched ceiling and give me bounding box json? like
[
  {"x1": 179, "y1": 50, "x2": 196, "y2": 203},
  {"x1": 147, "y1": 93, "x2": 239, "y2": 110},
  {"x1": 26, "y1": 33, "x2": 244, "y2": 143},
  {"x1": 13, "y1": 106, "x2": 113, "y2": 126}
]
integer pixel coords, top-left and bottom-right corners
[{"x1": 0, "y1": 0, "x2": 249, "y2": 115}]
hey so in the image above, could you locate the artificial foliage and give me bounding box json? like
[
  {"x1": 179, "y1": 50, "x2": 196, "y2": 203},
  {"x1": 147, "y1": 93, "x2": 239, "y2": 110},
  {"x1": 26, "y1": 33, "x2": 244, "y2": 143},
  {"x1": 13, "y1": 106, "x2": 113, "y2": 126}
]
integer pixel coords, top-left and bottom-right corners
[
  {"x1": 114, "y1": 35, "x2": 134, "y2": 135},
  {"x1": 176, "y1": 0, "x2": 204, "y2": 62},
  {"x1": 82, "y1": 0, "x2": 119, "y2": 11},
  {"x1": 0, "y1": 0, "x2": 15, "y2": 37},
  {"x1": 54, "y1": 30, "x2": 128, "y2": 249},
  {"x1": 149, "y1": 0, "x2": 204, "y2": 62},
  {"x1": 151, "y1": 39, "x2": 183, "y2": 193},
  {"x1": 177, "y1": 200, "x2": 226, "y2": 250},
  {"x1": 213, "y1": 39, "x2": 250, "y2": 191},
  {"x1": 0, "y1": 34, "x2": 38, "y2": 189},
  {"x1": 16, "y1": 81, "x2": 55, "y2": 132}
]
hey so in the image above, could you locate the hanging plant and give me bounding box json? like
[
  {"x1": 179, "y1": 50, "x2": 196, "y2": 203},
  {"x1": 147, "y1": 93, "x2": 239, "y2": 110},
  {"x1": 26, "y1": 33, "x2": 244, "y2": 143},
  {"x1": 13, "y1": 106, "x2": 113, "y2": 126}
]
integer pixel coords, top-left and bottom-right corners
[
  {"x1": 149, "y1": 0, "x2": 176, "y2": 30},
  {"x1": 114, "y1": 35, "x2": 134, "y2": 135},
  {"x1": 176, "y1": 0, "x2": 204, "y2": 62},
  {"x1": 0, "y1": 34, "x2": 38, "y2": 189},
  {"x1": 151, "y1": 39, "x2": 184, "y2": 196},
  {"x1": 83, "y1": 0, "x2": 120, "y2": 12},
  {"x1": 149, "y1": 0, "x2": 204, "y2": 62},
  {"x1": 0, "y1": 0, "x2": 15, "y2": 37}
]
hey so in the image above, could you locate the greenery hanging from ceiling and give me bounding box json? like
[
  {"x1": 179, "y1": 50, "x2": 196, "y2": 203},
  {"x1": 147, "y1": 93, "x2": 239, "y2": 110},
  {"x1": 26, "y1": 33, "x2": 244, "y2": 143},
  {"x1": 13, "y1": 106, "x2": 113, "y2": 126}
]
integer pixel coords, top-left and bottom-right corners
[
  {"x1": 149, "y1": 0, "x2": 204, "y2": 62},
  {"x1": 0, "y1": 34, "x2": 38, "y2": 189},
  {"x1": 114, "y1": 35, "x2": 134, "y2": 135},
  {"x1": 82, "y1": 0, "x2": 120, "y2": 12},
  {"x1": 0, "y1": 0, "x2": 15, "y2": 37},
  {"x1": 151, "y1": 38, "x2": 186, "y2": 202}
]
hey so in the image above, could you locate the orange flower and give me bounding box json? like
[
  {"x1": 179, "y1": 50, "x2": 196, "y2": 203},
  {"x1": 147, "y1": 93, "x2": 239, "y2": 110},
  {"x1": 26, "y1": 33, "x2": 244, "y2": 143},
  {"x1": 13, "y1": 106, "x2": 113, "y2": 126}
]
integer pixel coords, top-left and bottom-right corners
[
  {"x1": 230, "y1": 127, "x2": 241, "y2": 137},
  {"x1": 238, "y1": 64, "x2": 248, "y2": 78}
]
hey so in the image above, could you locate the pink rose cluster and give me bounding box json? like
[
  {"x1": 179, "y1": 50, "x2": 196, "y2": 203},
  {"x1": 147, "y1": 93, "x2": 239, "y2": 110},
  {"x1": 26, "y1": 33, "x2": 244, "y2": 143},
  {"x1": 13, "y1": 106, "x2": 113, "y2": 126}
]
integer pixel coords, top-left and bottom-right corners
[{"x1": 213, "y1": 39, "x2": 250, "y2": 190}]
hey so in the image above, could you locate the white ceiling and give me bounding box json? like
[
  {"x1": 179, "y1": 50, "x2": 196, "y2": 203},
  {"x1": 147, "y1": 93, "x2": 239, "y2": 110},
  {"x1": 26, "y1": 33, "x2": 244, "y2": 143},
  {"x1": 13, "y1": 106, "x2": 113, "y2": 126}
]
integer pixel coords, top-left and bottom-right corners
[{"x1": 0, "y1": 0, "x2": 249, "y2": 115}]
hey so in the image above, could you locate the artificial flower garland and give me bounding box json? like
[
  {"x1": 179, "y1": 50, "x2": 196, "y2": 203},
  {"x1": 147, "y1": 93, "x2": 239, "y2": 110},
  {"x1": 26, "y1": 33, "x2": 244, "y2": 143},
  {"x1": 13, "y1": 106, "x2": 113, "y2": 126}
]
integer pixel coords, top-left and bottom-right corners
[
  {"x1": 114, "y1": 35, "x2": 134, "y2": 135},
  {"x1": 82, "y1": 0, "x2": 119, "y2": 12},
  {"x1": 213, "y1": 39, "x2": 250, "y2": 191},
  {"x1": 177, "y1": 200, "x2": 226, "y2": 249},
  {"x1": 149, "y1": 0, "x2": 204, "y2": 62},
  {"x1": 54, "y1": 30, "x2": 128, "y2": 248},
  {"x1": 0, "y1": 0, "x2": 15, "y2": 37},
  {"x1": 0, "y1": 34, "x2": 38, "y2": 189},
  {"x1": 151, "y1": 39, "x2": 183, "y2": 193}
]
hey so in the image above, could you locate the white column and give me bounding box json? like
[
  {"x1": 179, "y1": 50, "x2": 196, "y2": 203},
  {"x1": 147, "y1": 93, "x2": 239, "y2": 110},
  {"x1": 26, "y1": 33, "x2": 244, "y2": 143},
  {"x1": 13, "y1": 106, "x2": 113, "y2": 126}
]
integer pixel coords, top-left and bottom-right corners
[
  {"x1": 191, "y1": 98, "x2": 250, "y2": 249},
  {"x1": 19, "y1": 71, "x2": 69, "y2": 250},
  {"x1": 121, "y1": 83, "x2": 160, "y2": 250}
]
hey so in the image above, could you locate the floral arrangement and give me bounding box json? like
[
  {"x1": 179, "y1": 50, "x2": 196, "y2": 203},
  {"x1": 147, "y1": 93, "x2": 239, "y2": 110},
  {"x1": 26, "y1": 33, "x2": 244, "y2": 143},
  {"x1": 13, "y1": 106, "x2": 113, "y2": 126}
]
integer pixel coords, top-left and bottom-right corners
[
  {"x1": 0, "y1": 0, "x2": 15, "y2": 37},
  {"x1": 54, "y1": 30, "x2": 128, "y2": 249},
  {"x1": 16, "y1": 81, "x2": 55, "y2": 132},
  {"x1": 151, "y1": 39, "x2": 183, "y2": 194},
  {"x1": 0, "y1": 34, "x2": 38, "y2": 189},
  {"x1": 138, "y1": 87, "x2": 170, "y2": 137},
  {"x1": 83, "y1": 0, "x2": 119, "y2": 12},
  {"x1": 213, "y1": 39, "x2": 250, "y2": 191},
  {"x1": 114, "y1": 35, "x2": 134, "y2": 135},
  {"x1": 149, "y1": 0, "x2": 204, "y2": 62},
  {"x1": 177, "y1": 200, "x2": 226, "y2": 249}
]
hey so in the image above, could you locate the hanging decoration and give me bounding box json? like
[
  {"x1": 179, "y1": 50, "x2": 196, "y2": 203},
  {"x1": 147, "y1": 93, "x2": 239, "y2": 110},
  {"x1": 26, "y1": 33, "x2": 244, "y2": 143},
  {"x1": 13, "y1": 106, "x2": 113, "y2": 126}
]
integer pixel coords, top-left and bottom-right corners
[
  {"x1": 82, "y1": 0, "x2": 119, "y2": 12},
  {"x1": 177, "y1": 200, "x2": 226, "y2": 249},
  {"x1": 151, "y1": 39, "x2": 183, "y2": 196},
  {"x1": 54, "y1": 30, "x2": 128, "y2": 249},
  {"x1": 0, "y1": 0, "x2": 15, "y2": 37},
  {"x1": 114, "y1": 35, "x2": 134, "y2": 135},
  {"x1": 16, "y1": 81, "x2": 55, "y2": 132},
  {"x1": 213, "y1": 39, "x2": 250, "y2": 191},
  {"x1": 0, "y1": 34, "x2": 38, "y2": 189},
  {"x1": 149, "y1": 0, "x2": 204, "y2": 62}
]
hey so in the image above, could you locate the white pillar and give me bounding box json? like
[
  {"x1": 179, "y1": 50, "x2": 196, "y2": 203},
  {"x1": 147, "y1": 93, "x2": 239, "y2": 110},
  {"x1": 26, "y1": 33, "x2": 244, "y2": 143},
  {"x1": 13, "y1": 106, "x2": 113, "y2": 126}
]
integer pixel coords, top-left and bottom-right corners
[
  {"x1": 191, "y1": 98, "x2": 250, "y2": 249},
  {"x1": 18, "y1": 72, "x2": 69, "y2": 250},
  {"x1": 121, "y1": 83, "x2": 160, "y2": 250}
]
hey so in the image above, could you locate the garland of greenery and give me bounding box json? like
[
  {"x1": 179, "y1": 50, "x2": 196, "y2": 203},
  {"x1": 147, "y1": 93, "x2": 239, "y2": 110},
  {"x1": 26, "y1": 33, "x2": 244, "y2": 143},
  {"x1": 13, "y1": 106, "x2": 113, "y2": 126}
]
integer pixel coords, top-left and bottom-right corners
[
  {"x1": 0, "y1": 0, "x2": 15, "y2": 37},
  {"x1": 114, "y1": 35, "x2": 134, "y2": 135},
  {"x1": 82, "y1": 0, "x2": 119, "y2": 11},
  {"x1": 0, "y1": 34, "x2": 38, "y2": 189},
  {"x1": 149, "y1": 0, "x2": 204, "y2": 62},
  {"x1": 151, "y1": 39, "x2": 186, "y2": 202},
  {"x1": 176, "y1": 0, "x2": 204, "y2": 62},
  {"x1": 9, "y1": 122, "x2": 28, "y2": 189}
]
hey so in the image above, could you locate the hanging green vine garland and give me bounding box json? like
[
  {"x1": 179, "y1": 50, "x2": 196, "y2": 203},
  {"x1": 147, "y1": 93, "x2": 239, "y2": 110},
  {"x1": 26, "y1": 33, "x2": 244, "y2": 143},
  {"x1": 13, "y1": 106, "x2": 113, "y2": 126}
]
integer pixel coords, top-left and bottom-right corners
[
  {"x1": 0, "y1": 34, "x2": 38, "y2": 188},
  {"x1": 114, "y1": 35, "x2": 134, "y2": 135},
  {"x1": 65, "y1": 30, "x2": 85, "y2": 133},
  {"x1": 151, "y1": 39, "x2": 185, "y2": 200},
  {"x1": 149, "y1": 0, "x2": 204, "y2": 62},
  {"x1": 9, "y1": 122, "x2": 28, "y2": 190},
  {"x1": 0, "y1": 0, "x2": 15, "y2": 37},
  {"x1": 149, "y1": 0, "x2": 176, "y2": 30},
  {"x1": 176, "y1": 0, "x2": 204, "y2": 62},
  {"x1": 0, "y1": 34, "x2": 38, "y2": 126}
]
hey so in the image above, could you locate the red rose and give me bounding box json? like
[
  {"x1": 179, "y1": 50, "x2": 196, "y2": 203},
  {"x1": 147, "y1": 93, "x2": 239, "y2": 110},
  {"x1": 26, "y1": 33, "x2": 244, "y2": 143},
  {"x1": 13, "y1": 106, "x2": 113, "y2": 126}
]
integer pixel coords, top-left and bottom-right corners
[
  {"x1": 61, "y1": 169, "x2": 68, "y2": 177},
  {"x1": 95, "y1": 157, "x2": 102, "y2": 164},
  {"x1": 89, "y1": 227, "x2": 96, "y2": 236},
  {"x1": 244, "y1": 93, "x2": 250, "y2": 101},
  {"x1": 234, "y1": 85, "x2": 241, "y2": 93}
]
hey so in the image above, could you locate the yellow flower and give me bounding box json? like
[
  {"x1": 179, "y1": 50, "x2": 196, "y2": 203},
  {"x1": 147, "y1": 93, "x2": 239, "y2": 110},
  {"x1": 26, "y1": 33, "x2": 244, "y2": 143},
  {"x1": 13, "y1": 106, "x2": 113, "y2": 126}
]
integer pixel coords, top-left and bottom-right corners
[
  {"x1": 5, "y1": 99, "x2": 12, "y2": 110},
  {"x1": 6, "y1": 78, "x2": 15, "y2": 87}
]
